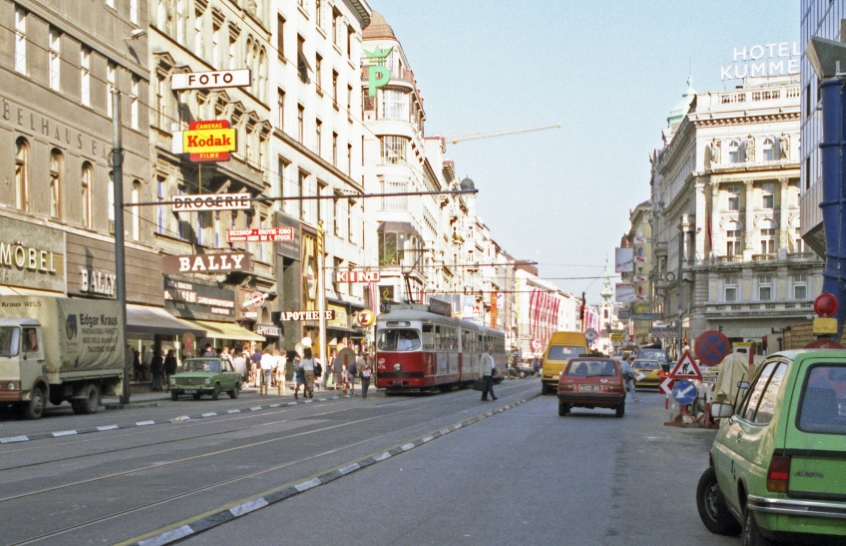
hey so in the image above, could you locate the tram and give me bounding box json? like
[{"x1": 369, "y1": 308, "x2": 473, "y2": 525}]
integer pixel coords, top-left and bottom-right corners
[{"x1": 375, "y1": 301, "x2": 507, "y2": 392}]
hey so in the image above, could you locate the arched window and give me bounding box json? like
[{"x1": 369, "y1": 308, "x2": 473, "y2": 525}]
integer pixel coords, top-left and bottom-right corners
[
  {"x1": 50, "y1": 149, "x2": 63, "y2": 219},
  {"x1": 14, "y1": 137, "x2": 29, "y2": 211},
  {"x1": 81, "y1": 162, "x2": 92, "y2": 228},
  {"x1": 131, "y1": 180, "x2": 141, "y2": 240},
  {"x1": 727, "y1": 140, "x2": 740, "y2": 164},
  {"x1": 603, "y1": 309, "x2": 609, "y2": 319},
  {"x1": 259, "y1": 47, "x2": 267, "y2": 102},
  {"x1": 762, "y1": 138, "x2": 775, "y2": 161}
]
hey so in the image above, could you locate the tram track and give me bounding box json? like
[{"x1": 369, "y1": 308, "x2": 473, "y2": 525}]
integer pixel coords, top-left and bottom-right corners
[{"x1": 7, "y1": 383, "x2": 537, "y2": 546}]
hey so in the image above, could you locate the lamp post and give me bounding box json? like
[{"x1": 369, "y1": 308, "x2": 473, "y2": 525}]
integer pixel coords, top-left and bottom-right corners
[{"x1": 112, "y1": 88, "x2": 129, "y2": 404}]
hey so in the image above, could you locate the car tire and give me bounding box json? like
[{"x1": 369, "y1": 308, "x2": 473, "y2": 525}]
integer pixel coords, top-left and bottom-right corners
[
  {"x1": 696, "y1": 467, "x2": 741, "y2": 536},
  {"x1": 78, "y1": 383, "x2": 100, "y2": 414},
  {"x1": 211, "y1": 384, "x2": 220, "y2": 401},
  {"x1": 23, "y1": 387, "x2": 45, "y2": 420},
  {"x1": 229, "y1": 384, "x2": 239, "y2": 399},
  {"x1": 541, "y1": 384, "x2": 551, "y2": 395},
  {"x1": 171, "y1": 391, "x2": 178, "y2": 401},
  {"x1": 558, "y1": 402, "x2": 570, "y2": 416},
  {"x1": 615, "y1": 404, "x2": 625, "y2": 418},
  {"x1": 742, "y1": 506, "x2": 774, "y2": 546},
  {"x1": 192, "y1": 393, "x2": 201, "y2": 400}
]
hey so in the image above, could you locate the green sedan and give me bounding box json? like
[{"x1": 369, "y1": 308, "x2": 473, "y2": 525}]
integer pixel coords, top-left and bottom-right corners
[{"x1": 169, "y1": 357, "x2": 241, "y2": 401}]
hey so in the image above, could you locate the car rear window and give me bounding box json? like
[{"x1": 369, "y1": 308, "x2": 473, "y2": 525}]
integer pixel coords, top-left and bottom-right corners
[
  {"x1": 637, "y1": 349, "x2": 668, "y2": 363},
  {"x1": 566, "y1": 360, "x2": 618, "y2": 377},
  {"x1": 797, "y1": 364, "x2": 846, "y2": 435},
  {"x1": 633, "y1": 360, "x2": 659, "y2": 370},
  {"x1": 547, "y1": 346, "x2": 587, "y2": 361}
]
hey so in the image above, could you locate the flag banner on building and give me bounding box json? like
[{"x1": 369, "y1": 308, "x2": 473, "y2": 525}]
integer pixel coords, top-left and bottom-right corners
[{"x1": 615, "y1": 248, "x2": 634, "y2": 272}]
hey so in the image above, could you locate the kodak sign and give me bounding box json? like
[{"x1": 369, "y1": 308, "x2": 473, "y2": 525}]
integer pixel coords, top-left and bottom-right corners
[{"x1": 184, "y1": 120, "x2": 237, "y2": 159}]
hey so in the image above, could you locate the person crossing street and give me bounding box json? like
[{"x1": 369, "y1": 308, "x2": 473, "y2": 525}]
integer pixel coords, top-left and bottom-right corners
[{"x1": 480, "y1": 344, "x2": 498, "y2": 402}]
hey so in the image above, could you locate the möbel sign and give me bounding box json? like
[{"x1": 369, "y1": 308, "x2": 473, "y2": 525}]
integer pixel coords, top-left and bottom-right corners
[
  {"x1": 171, "y1": 69, "x2": 251, "y2": 90},
  {"x1": 162, "y1": 253, "x2": 251, "y2": 274}
]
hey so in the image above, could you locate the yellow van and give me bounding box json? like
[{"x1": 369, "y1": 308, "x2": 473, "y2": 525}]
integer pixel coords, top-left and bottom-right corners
[{"x1": 541, "y1": 331, "x2": 590, "y2": 394}]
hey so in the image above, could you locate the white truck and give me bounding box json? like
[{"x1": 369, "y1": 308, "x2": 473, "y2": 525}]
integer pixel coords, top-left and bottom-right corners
[{"x1": 0, "y1": 296, "x2": 125, "y2": 419}]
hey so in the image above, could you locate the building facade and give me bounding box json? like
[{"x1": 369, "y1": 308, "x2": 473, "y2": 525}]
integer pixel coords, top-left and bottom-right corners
[
  {"x1": 620, "y1": 200, "x2": 653, "y2": 346},
  {"x1": 651, "y1": 75, "x2": 822, "y2": 353}
]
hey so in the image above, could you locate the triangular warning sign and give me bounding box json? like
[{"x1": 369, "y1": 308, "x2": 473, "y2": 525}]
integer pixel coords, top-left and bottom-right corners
[{"x1": 669, "y1": 350, "x2": 702, "y2": 380}]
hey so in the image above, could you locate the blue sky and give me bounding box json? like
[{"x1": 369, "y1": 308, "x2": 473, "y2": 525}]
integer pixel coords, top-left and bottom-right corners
[{"x1": 369, "y1": 0, "x2": 798, "y2": 303}]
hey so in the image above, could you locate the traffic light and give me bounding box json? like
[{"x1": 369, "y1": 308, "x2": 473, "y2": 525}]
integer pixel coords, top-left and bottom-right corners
[
  {"x1": 762, "y1": 335, "x2": 768, "y2": 351},
  {"x1": 683, "y1": 338, "x2": 689, "y2": 346},
  {"x1": 579, "y1": 305, "x2": 585, "y2": 321}
]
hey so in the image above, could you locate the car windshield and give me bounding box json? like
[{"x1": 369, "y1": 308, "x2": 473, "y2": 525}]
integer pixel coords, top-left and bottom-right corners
[
  {"x1": 377, "y1": 329, "x2": 421, "y2": 351},
  {"x1": 0, "y1": 327, "x2": 20, "y2": 357},
  {"x1": 566, "y1": 360, "x2": 618, "y2": 377},
  {"x1": 797, "y1": 365, "x2": 846, "y2": 435},
  {"x1": 637, "y1": 349, "x2": 668, "y2": 364},
  {"x1": 184, "y1": 359, "x2": 222, "y2": 373},
  {"x1": 547, "y1": 345, "x2": 587, "y2": 361},
  {"x1": 633, "y1": 360, "x2": 660, "y2": 370}
]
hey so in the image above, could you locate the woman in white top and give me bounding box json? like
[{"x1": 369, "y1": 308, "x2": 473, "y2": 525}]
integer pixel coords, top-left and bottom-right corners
[{"x1": 298, "y1": 347, "x2": 316, "y2": 399}]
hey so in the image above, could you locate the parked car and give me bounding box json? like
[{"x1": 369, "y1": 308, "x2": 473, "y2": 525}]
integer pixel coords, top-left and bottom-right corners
[
  {"x1": 631, "y1": 359, "x2": 662, "y2": 388},
  {"x1": 169, "y1": 357, "x2": 241, "y2": 401},
  {"x1": 636, "y1": 347, "x2": 670, "y2": 372},
  {"x1": 696, "y1": 349, "x2": 846, "y2": 545},
  {"x1": 557, "y1": 357, "x2": 626, "y2": 417}
]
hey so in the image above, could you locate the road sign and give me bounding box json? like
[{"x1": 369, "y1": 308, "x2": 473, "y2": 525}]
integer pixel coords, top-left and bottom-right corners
[
  {"x1": 584, "y1": 328, "x2": 598, "y2": 341},
  {"x1": 610, "y1": 333, "x2": 625, "y2": 341},
  {"x1": 243, "y1": 291, "x2": 266, "y2": 309},
  {"x1": 672, "y1": 380, "x2": 698, "y2": 405},
  {"x1": 530, "y1": 338, "x2": 543, "y2": 351},
  {"x1": 228, "y1": 227, "x2": 295, "y2": 243},
  {"x1": 632, "y1": 313, "x2": 656, "y2": 321},
  {"x1": 660, "y1": 377, "x2": 675, "y2": 395},
  {"x1": 379, "y1": 301, "x2": 391, "y2": 314},
  {"x1": 669, "y1": 350, "x2": 703, "y2": 380},
  {"x1": 172, "y1": 69, "x2": 252, "y2": 90},
  {"x1": 695, "y1": 330, "x2": 732, "y2": 366}
]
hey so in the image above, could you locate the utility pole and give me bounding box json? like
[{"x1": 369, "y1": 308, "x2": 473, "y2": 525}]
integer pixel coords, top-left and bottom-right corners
[
  {"x1": 676, "y1": 220, "x2": 684, "y2": 358},
  {"x1": 112, "y1": 89, "x2": 129, "y2": 405},
  {"x1": 317, "y1": 221, "x2": 327, "y2": 376}
]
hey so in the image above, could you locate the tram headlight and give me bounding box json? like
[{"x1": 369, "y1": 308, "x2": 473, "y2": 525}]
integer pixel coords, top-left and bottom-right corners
[{"x1": 393, "y1": 363, "x2": 401, "y2": 372}]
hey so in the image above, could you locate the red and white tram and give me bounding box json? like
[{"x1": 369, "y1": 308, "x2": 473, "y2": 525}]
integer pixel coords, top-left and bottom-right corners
[{"x1": 375, "y1": 302, "x2": 507, "y2": 392}]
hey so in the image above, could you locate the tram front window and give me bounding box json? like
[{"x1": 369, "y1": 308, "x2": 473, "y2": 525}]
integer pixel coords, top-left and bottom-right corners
[{"x1": 378, "y1": 329, "x2": 421, "y2": 351}]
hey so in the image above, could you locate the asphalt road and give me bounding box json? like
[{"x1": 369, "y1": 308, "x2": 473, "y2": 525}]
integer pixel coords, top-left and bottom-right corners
[{"x1": 0, "y1": 381, "x2": 739, "y2": 546}]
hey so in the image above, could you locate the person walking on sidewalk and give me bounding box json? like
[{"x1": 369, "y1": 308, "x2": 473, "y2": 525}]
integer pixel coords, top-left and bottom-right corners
[
  {"x1": 150, "y1": 349, "x2": 164, "y2": 392},
  {"x1": 333, "y1": 351, "x2": 344, "y2": 391},
  {"x1": 293, "y1": 353, "x2": 305, "y2": 399},
  {"x1": 299, "y1": 347, "x2": 316, "y2": 399},
  {"x1": 163, "y1": 350, "x2": 177, "y2": 392},
  {"x1": 620, "y1": 358, "x2": 639, "y2": 402},
  {"x1": 260, "y1": 348, "x2": 274, "y2": 393},
  {"x1": 480, "y1": 344, "x2": 498, "y2": 402},
  {"x1": 347, "y1": 353, "x2": 359, "y2": 396},
  {"x1": 359, "y1": 355, "x2": 372, "y2": 398}
]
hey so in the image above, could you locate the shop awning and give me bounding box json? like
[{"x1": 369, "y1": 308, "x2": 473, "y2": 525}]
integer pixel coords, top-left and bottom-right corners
[
  {"x1": 182, "y1": 319, "x2": 266, "y2": 342},
  {"x1": 126, "y1": 305, "x2": 207, "y2": 337},
  {"x1": 0, "y1": 286, "x2": 65, "y2": 296}
]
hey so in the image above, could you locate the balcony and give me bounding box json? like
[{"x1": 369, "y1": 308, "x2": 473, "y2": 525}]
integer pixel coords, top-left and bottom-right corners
[{"x1": 752, "y1": 253, "x2": 777, "y2": 262}]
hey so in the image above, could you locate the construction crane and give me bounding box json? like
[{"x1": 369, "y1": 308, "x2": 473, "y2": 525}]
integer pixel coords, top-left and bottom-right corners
[{"x1": 445, "y1": 122, "x2": 562, "y2": 145}]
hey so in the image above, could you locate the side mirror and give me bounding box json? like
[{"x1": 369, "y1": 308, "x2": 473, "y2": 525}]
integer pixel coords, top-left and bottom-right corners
[
  {"x1": 736, "y1": 381, "x2": 750, "y2": 390},
  {"x1": 711, "y1": 402, "x2": 734, "y2": 419}
]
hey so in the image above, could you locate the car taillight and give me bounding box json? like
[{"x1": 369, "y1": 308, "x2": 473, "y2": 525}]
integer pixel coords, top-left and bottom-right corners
[
  {"x1": 606, "y1": 384, "x2": 624, "y2": 392},
  {"x1": 559, "y1": 384, "x2": 574, "y2": 391},
  {"x1": 766, "y1": 455, "x2": 791, "y2": 493}
]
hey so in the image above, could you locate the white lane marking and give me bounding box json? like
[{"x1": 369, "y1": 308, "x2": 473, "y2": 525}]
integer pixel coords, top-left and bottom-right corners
[
  {"x1": 137, "y1": 525, "x2": 194, "y2": 546},
  {"x1": 136, "y1": 420, "x2": 156, "y2": 426},
  {"x1": 422, "y1": 435, "x2": 434, "y2": 443},
  {"x1": 1, "y1": 436, "x2": 29, "y2": 443},
  {"x1": 401, "y1": 443, "x2": 415, "y2": 451},
  {"x1": 440, "y1": 429, "x2": 450, "y2": 435},
  {"x1": 229, "y1": 497, "x2": 269, "y2": 517},
  {"x1": 228, "y1": 409, "x2": 241, "y2": 414},
  {"x1": 339, "y1": 463, "x2": 360, "y2": 475},
  {"x1": 52, "y1": 430, "x2": 78, "y2": 437},
  {"x1": 96, "y1": 425, "x2": 119, "y2": 431},
  {"x1": 288, "y1": 402, "x2": 298, "y2": 406},
  {"x1": 201, "y1": 412, "x2": 217, "y2": 417},
  {"x1": 250, "y1": 407, "x2": 262, "y2": 411},
  {"x1": 374, "y1": 452, "x2": 392, "y2": 461},
  {"x1": 269, "y1": 404, "x2": 281, "y2": 408},
  {"x1": 294, "y1": 478, "x2": 321, "y2": 492}
]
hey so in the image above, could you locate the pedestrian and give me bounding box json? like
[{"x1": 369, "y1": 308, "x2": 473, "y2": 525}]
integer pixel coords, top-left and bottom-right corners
[
  {"x1": 150, "y1": 349, "x2": 164, "y2": 392},
  {"x1": 220, "y1": 346, "x2": 233, "y2": 369},
  {"x1": 163, "y1": 349, "x2": 177, "y2": 392},
  {"x1": 479, "y1": 344, "x2": 498, "y2": 401},
  {"x1": 348, "y1": 353, "x2": 360, "y2": 396},
  {"x1": 532, "y1": 356, "x2": 541, "y2": 376},
  {"x1": 298, "y1": 347, "x2": 316, "y2": 399},
  {"x1": 203, "y1": 344, "x2": 216, "y2": 357},
  {"x1": 292, "y1": 352, "x2": 305, "y2": 399},
  {"x1": 260, "y1": 348, "x2": 274, "y2": 393},
  {"x1": 313, "y1": 356, "x2": 323, "y2": 391},
  {"x1": 232, "y1": 347, "x2": 247, "y2": 381},
  {"x1": 620, "y1": 358, "x2": 639, "y2": 402},
  {"x1": 359, "y1": 354, "x2": 372, "y2": 398},
  {"x1": 251, "y1": 345, "x2": 262, "y2": 387},
  {"x1": 144, "y1": 346, "x2": 154, "y2": 377},
  {"x1": 324, "y1": 349, "x2": 336, "y2": 390},
  {"x1": 273, "y1": 349, "x2": 286, "y2": 388},
  {"x1": 333, "y1": 351, "x2": 344, "y2": 391}
]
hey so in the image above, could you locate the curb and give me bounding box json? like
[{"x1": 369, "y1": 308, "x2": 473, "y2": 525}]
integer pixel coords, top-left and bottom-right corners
[
  {"x1": 127, "y1": 397, "x2": 533, "y2": 546},
  {"x1": 0, "y1": 396, "x2": 346, "y2": 445}
]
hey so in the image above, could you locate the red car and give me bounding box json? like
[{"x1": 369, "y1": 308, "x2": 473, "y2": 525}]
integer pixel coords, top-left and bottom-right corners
[{"x1": 557, "y1": 357, "x2": 627, "y2": 417}]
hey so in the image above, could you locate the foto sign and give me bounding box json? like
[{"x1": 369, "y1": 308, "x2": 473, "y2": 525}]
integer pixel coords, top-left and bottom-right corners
[
  {"x1": 228, "y1": 228, "x2": 295, "y2": 243},
  {"x1": 173, "y1": 193, "x2": 251, "y2": 212},
  {"x1": 162, "y1": 252, "x2": 251, "y2": 274},
  {"x1": 336, "y1": 270, "x2": 381, "y2": 283},
  {"x1": 172, "y1": 69, "x2": 251, "y2": 90}
]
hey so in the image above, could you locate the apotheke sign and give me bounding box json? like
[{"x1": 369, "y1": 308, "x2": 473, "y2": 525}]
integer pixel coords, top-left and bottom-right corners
[{"x1": 278, "y1": 310, "x2": 336, "y2": 321}]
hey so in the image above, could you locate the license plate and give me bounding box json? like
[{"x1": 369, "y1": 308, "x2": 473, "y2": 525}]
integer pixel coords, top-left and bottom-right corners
[
  {"x1": 392, "y1": 381, "x2": 403, "y2": 386},
  {"x1": 579, "y1": 385, "x2": 601, "y2": 392},
  {"x1": 184, "y1": 389, "x2": 197, "y2": 394}
]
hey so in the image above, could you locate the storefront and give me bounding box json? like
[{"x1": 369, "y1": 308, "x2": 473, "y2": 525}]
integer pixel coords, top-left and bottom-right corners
[
  {"x1": 0, "y1": 217, "x2": 65, "y2": 296},
  {"x1": 274, "y1": 211, "x2": 304, "y2": 350}
]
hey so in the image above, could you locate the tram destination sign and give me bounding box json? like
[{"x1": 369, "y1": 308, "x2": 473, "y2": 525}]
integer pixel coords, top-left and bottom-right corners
[
  {"x1": 173, "y1": 192, "x2": 251, "y2": 212},
  {"x1": 228, "y1": 227, "x2": 295, "y2": 243},
  {"x1": 171, "y1": 69, "x2": 251, "y2": 90}
]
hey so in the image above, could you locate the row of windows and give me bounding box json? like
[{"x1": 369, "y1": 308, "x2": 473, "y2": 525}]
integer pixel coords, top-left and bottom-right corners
[
  {"x1": 723, "y1": 227, "x2": 805, "y2": 256},
  {"x1": 711, "y1": 136, "x2": 790, "y2": 164},
  {"x1": 723, "y1": 182, "x2": 799, "y2": 211},
  {"x1": 723, "y1": 273, "x2": 810, "y2": 302},
  {"x1": 419, "y1": 325, "x2": 505, "y2": 353}
]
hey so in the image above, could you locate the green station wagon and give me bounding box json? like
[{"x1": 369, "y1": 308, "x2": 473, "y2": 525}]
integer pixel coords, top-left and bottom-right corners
[
  {"x1": 696, "y1": 349, "x2": 846, "y2": 546},
  {"x1": 169, "y1": 357, "x2": 241, "y2": 401}
]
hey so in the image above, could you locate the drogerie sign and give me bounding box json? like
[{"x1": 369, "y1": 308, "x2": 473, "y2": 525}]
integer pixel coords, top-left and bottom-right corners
[{"x1": 173, "y1": 193, "x2": 251, "y2": 212}]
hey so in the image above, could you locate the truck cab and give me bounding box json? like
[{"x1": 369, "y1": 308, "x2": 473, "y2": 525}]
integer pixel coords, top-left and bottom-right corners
[{"x1": 0, "y1": 318, "x2": 46, "y2": 418}]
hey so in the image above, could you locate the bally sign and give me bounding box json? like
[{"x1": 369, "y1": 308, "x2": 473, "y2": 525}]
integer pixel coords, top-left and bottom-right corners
[
  {"x1": 173, "y1": 193, "x2": 251, "y2": 212},
  {"x1": 171, "y1": 69, "x2": 252, "y2": 90},
  {"x1": 278, "y1": 310, "x2": 336, "y2": 321},
  {"x1": 162, "y1": 253, "x2": 252, "y2": 274},
  {"x1": 336, "y1": 270, "x2": 381, "y2": 283}
]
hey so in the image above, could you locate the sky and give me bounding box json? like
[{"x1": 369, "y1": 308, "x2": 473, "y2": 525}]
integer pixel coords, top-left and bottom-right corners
[{"x1": 369, "y1": 0, "x2": 799, "y2": 304}]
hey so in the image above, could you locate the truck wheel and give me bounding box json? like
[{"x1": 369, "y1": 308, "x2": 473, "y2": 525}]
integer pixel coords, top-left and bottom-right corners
[
  {"x1": 211, "y1": 384, "x2": 220, "y2": 401},
  {"x1": 696, "y1": 467, "x2": 741, "y2": 536},
  {"x1": 78, "y1": 383, "x2": 100, "y2": 414},
  {"x1": 24, "y1": 387, "x2": 45, "y2": 420},
  {"x1": 171, "y1": 391, "x2": 178, "y2": 401},
  {"x1": 229, "y1": 384, "x2": 240, "y2": 399}
]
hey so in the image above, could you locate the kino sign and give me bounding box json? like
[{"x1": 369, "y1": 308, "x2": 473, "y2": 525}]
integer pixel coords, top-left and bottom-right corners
[
  {"x1": 336, "y1": 271, "x2": 381, "y2": 283},
  {"x1": 171, "y1": 69, "x2": 251, "y2": 90}
]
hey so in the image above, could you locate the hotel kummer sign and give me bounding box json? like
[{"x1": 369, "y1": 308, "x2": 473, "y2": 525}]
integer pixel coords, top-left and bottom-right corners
[{"x1": 721, "y1": 41, "x2": 800, "y2": 81}]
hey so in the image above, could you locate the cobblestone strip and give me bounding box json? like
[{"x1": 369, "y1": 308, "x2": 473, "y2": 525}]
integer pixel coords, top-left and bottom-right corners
[{"x1": 129, "y1": 398, "x2": 531, "y2": 546}]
